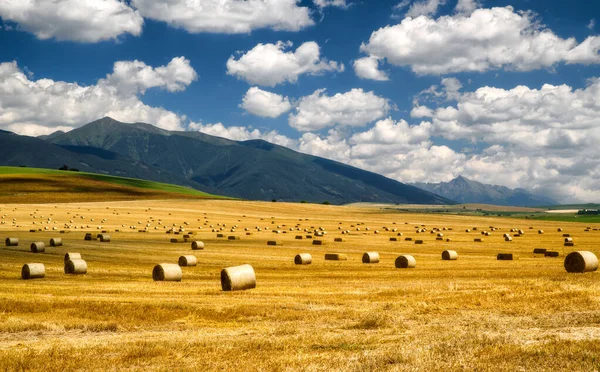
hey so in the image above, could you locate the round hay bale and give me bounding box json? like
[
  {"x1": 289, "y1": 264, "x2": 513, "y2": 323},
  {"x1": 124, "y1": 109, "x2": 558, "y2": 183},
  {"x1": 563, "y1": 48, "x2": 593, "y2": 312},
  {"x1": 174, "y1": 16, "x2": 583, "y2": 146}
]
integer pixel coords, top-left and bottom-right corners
[
  {"x1": 64, "y1": 252, "x2": 81, "y2": 263},
  {"x1": 565, "y1": 237, "x2": 573, "y2": 243},
  {"x1": 267, "y1": 240, "x2": 282, "y2": 246},
  {"x1": 415, "y1": 240, "x2": 424, "y2": 244},
  {"x1": 334, "y1": 237, "x2": 345, "y2": 242},
  {"x1": 5, "y1": 237, "x2": 18, "y2": 247},
  {"x1": 474, "y1": 238, "x2": 484, "y2": 242},
  {"x1": 50, "y1": 238, "x2": 63, "y2": 247},
  {"x1": 324, "y1": 253, "x2": 348, "y2": 261},
  {"x1": 153, "y1": 263, "x2": 182, "y2": 281},
  {"x1": 564, "y1": 251, "x2": 598, "y2": 273},
  {"x1": 442, "y1": 250, "x2": 458, "y2": 260},
  {"x1": 545, "y1": 251, "x2": 559, "y2": 257},
  {"x1": 395, "y1": 255, "x2": 416, "y2": 268},
  {"x1": 227, "y1": 235, "x2": 240, "y2": 240},
  {"x1": 30, "y1": 242, "x2": 45, "y2": 253},
  {"x1": 312, "y1": 239, "x2": 325, "y2": 245},
  {"x1": 557, "y1": 228, "x2": 563, "y2": 232},
  {"x1": 191, "y1": 241, "x2": 204, "y2": 250},
  {"x1": 21, "y1": 263, "x2": 45, "y2": 279},
  {"x1": 178, "y1": 255, "x2": 197, "y2": 267},
  {"x1": 538, "y1": 230, "x2": 544, "y2": 234},
  {"x1": 533, "y1": 248, "x2": 547, "y2": 254},
  {"x1": 497, "y1": 253, "x2": 513, "y2": 260},
  {"x1": 294, "y1": 253, "x2": 312, "y2": 265},
  {"x1": 221, "y1": 264, "x2": 256, "y2": 291},
  {"x1": 362, "y1": 252, "x2": 380, "y2": 264},
  {"x1": 99, "y1": 234, "x2": 110, "y2": 242},
  {"x1": 65, "y1": 259, "x2": 87, "y2": 274},
  {"x1": 390, "y1": 237, "x2": 397, "y2": 241},
  {"x1": 295, "y1": 235, "x2": 303, "y2": 240}
]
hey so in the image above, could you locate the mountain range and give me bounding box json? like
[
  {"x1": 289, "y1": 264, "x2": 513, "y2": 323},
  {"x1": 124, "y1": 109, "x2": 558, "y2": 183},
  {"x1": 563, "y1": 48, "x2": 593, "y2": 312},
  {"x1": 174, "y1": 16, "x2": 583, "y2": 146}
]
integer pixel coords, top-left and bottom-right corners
[
  {"x1": 0, "y1": 117, "x2": 453, "y2": 205},
  {"x1": 411, "y1": 176, "x2": 558, "y2": 207}
]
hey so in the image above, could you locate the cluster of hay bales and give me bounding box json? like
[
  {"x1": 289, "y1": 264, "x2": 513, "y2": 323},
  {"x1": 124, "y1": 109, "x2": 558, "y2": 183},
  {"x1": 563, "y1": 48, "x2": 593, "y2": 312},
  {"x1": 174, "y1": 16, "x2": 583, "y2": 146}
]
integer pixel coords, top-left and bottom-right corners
[{"x1": 564, "y1": 237, "x2": 574, "y2": 247}]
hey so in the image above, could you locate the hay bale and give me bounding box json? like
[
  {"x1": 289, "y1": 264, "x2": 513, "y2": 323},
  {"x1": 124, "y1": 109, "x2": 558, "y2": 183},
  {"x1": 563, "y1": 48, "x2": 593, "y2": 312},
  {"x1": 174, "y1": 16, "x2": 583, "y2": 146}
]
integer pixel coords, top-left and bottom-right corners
[
  {"x1": 294, "y1": 253, "x2": 312, "y2": 265},
  {"x1": 415, "y1": 240, "x2": 424, "y2": 244},
  {"x1": 565, "y1": 242, "x2": 575, "y2": 247},
  {"x1": 99, "y1": 234, "x2": 110, "y2": 242},
  {"x1": 5, "y1": 237, "x2": 18, "y2": 247},
  {"x1": 221, "y1": 264, "x2": 256, "y2": 291},
  {"x1": 395, "y1": 255, "x2": 416, "y2": 268},
  {"x1": 538, "y1": 230, "x2": 544, "y2": 234},
  {"x1": 30, "y1": 242, "x2": 45, "y2": 253},
  {"x1": 267, "y1": 240, "x2": 282, "y2": 246},
  {"x1": 362, "y1": 252, "x2": 380, "y2": 264},
  {"x1": 216, "y1": 233, "x2": 224, "y2": 238},
  {"x1": 49, "y1": 238, "x2": 63, "y2": 247},
  {"x1": 21, "y1": 263, "x2": 45, "y2": 279},
  {"x1": 228, "y1": 236, "x2": 240, "y2": 241},
  {"x1": 563, "y1": 233, "x2": 571, "y2": 237},
  {"x1": 390, "y1": 237, "x2": 397, "y2": 241},
  {"x1": 334, "y1": 237, "x2": 345, "y2": 242},
  {"x1": 64, "y1": 252, "x2": 81, "y2": 263},
  {"x1": 153, "y1": 263, "x2": 182, "y2": 281},
  {"x1": 557, "y1": 228, "x2": 563, "y2": 232},
  {"x1": 474, "y1": 238, "x2": 484, "y2": 242},
  {"x1": 325, "y1": 253, "x2": 348, "y2": 261},
  {"x1": 436, "y1": 237, "x2": 443, "y2": 241},
  {"x1": 306, "y1": 235, "x2": 313, "y2": 239},
  {"x1": 497, "y1": 253, "x2": 513, "y2": 260},
  {"x1": 564, "y1": 251, "x2": 598, "y2": 273},
  {"x1": 405, "y1": 237, "x2": 413, "y2": 241},
  {"x1": 544, "y1": 251, "x2": 559, "y2": 257},
  {"x1": 312, "y1": 240, "x2": 325, "y2": 245},
  {"x1": 65, "y1": 259, "x2": 87, "y2": 274},
  {"x1": 170, "y1": 238, "x2": 179, "y2": 243},
  {"x1": 178, "y1": 255, "x2": 197, "y2": 267},
  {"x1": 442, "y1": 250, "x2": 458, "y2": 260},
  {"x1": 191, "y1": 241, "x2": 204, "y2": 250},
  {"x1": 565, "y1": 237, "x2": 573, "y2": 243},
  {"x1": 446, "y1": 238, "x2": 452, "y2": 242},
  {"x1": 533, "y1": 248, "x2": 547, "y2": 254}
]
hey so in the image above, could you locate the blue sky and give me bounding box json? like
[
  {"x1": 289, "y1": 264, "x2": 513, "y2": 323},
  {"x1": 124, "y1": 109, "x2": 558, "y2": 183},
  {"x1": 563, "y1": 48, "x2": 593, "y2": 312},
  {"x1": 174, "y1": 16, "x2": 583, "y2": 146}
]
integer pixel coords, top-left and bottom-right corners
[{"x1": 0, "y1": 0, "x2": 599, "y2": 202}]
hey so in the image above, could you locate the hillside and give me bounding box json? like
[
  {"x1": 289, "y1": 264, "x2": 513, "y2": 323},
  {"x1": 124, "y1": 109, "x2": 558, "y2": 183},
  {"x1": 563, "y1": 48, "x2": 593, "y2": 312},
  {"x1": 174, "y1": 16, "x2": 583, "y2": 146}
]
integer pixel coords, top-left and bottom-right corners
[
  {"x1": 411, "y1": 176, "x2": 558, "y2": 207},
  {"x1": 44, "y1": 117, "x2": 454, "y2": 205},
  {"x1": 0, "y1": 166, "x2": 223, "y2": 203}
]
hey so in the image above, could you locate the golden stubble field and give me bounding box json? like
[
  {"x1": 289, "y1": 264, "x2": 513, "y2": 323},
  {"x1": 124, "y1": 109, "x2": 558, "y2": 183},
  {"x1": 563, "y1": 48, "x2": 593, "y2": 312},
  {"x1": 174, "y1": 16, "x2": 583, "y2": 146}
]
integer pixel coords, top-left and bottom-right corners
[{"x1": 1, "y1": 199, "x2": 599, "y2": 371}]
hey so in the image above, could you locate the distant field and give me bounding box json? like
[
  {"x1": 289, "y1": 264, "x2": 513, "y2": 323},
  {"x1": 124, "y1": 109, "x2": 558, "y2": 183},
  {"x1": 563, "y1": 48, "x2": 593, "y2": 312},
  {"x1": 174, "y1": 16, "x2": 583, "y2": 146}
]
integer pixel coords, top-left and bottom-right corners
[
  {"x1": 0, "y1": 166, "x2": 226, "y2": 203},
  {"x1": 0, "y1": 199, "x2": 599, "y2": 370}
]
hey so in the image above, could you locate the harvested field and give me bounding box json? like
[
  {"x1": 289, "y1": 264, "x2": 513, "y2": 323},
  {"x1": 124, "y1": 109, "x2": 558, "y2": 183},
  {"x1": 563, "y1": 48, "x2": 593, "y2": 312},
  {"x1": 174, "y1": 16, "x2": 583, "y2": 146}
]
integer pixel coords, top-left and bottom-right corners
[{"x1": 1, "y1": 198, "x2": 600, "y2": 371}]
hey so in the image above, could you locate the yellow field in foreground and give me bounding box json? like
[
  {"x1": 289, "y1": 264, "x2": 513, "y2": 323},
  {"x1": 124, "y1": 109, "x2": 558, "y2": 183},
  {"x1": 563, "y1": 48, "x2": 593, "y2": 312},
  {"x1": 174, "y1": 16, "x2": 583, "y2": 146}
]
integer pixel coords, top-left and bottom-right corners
[{"x1": 1, "y1": 199, "x2": 599, "y2": 371}]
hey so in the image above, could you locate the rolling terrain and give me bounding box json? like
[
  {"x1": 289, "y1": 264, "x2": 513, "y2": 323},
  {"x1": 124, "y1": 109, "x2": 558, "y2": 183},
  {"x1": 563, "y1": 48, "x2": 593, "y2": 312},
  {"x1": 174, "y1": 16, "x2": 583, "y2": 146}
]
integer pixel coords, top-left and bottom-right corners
[
  {"x1": 0, "y1": 197, "x2": 599, "y2": 371},
  {"x1": 0, "y1": 167, "x2": 222, "y2": 203}
]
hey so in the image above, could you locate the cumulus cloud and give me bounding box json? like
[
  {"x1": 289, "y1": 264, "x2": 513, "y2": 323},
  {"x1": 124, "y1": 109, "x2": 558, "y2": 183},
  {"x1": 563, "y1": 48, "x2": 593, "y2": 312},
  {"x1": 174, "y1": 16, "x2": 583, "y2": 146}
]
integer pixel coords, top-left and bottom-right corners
[
  {"x1": 189, "y1": 121, "x2": 296, "y2": 148},
  {"x1": 398, "y1": 0, "x2": 446, "y2": 18},
  {"x1": 0, "y1": 58, "x2": 197, "y2": 135},
  {"x1": 106, "y1": 57, "x2": 197, "y2": 96},
  {"x1": 288, "y1": 88, "x2": 391, "y2": 131},
  {"x1": 0, "y1": 0, "x2": 143, "y2": 42},
  {"x1": 240, "y1": 87, "x2": 292, "y2": 118},
  {"x1": 131, "y1": 0, "x2": 313, "y2": 34},
  {"x1": 454, "y1": 0, "x2": 479, "y2": 15},
  {"x1": 361, "y1": 6, "x2": 600, "y2": 75},
  {"x1": 227, "y1": 41, "x2": 344, "y2": 87},
  {"x1": 353, "y1": 56, "x2": 389, "y2": 81}
]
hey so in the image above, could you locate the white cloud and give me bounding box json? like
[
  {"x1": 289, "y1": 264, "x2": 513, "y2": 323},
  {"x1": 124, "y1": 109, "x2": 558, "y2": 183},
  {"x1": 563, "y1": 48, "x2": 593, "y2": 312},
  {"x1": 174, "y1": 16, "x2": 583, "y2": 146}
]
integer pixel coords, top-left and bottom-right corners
[
  {"x1": 588, "y1": 19, "x2": 596, "y2": 31},
  {"x1": 313, "y1": 0, "x2": 349, "y2": 8},
  {"x1": 226, "y1": 41, "x2": 344, "y2": 87},
  {"x1": 353, "y1": 56, "x2": 389, "y2": 81},
  {"x1": 361, "y1": 6, "x2": 600, "y2": 75},
  {"x1": 454, "y1": 0, "x2": 479, "y2": 15},
  {"x1": 105, "y1": 57, "x2": 197, "y2": 96},
  {"x1": 240, "y1": 87, "x2": 292, "y2": 118},
  {"x1": 0, "y1": 58, "x2": 197, "y2": 135},
  {"x1": 0, "y1": 0, "x2": 143, "y2": 42},
  {"x1": 131, "y1": 0, "x2": 313, "y2": 34},
  {"x1": 404, "y1": 0, "x2": 446, "y2": 18},
  {"x1": 189, "y1": 121, "x2": 296, "y2": 148},
  {"x1": 288, "y1": 88, "x2": 391, "y2": 131}
]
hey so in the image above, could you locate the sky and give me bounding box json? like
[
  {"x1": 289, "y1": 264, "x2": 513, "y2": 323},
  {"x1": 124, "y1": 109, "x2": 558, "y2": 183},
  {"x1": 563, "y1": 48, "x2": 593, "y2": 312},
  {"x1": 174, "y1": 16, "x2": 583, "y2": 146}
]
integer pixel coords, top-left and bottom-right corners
[{"x1": 0, "y1": 0, "x2": 599, "y2": 203}]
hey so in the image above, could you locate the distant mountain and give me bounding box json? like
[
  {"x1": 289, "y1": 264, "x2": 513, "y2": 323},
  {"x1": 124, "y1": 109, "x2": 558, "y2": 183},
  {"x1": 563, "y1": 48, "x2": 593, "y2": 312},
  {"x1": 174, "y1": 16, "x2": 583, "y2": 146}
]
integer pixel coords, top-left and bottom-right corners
[
  {"x1": 37, "y1": 117, "x2": 454, "y2": 205},
  {"x1": 411, "y1": 176, "x2": 558, "y2": 207}
]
